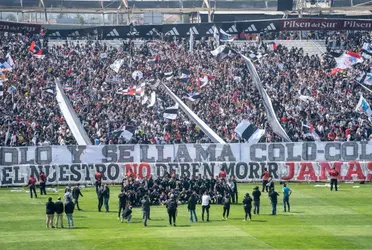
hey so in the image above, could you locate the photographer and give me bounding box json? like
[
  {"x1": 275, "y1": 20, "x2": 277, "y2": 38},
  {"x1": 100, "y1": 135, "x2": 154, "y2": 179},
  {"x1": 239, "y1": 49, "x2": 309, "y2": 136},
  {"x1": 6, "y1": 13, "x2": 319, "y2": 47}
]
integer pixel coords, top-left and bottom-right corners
[{"x1": 121, "y1": 205, "x2": 133, "y2": 223}]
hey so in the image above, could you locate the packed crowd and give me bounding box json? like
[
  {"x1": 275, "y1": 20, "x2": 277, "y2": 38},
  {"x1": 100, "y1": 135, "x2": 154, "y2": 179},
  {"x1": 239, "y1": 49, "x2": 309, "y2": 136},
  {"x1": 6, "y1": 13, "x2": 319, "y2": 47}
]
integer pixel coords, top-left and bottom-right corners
[
  {"x1": 0, "y1": 33, "x2": 76, "y2": 146},
  {"x1": 1, "y1": 30, "x2": 372, "y2": 146}
]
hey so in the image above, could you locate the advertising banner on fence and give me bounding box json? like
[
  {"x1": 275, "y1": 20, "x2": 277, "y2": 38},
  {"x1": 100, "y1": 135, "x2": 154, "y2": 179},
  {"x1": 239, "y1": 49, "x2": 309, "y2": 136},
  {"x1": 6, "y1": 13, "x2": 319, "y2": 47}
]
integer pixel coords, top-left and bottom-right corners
[
  {"x1": 1, "y1": 161, "x2": 372, "y2": 186},
  {"x1": 1, "y1": 142, "x2": 372, "y2": 186},
  {"x1": 0, "y1": 20, "x2": 41, "y2": 34},
  {"x1": 280, "y1": 19, "x2": 372, "y2": 31},
  {"x1": 41, "y1": 18, "x2": 372, "y2": 39}
]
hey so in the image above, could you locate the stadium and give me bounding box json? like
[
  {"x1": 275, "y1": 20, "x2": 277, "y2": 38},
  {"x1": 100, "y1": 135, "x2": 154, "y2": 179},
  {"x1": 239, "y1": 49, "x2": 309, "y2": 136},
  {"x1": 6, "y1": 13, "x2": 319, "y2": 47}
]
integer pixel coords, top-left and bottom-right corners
[{"x1": 0, "y1": 0, "x2": 372, "y2": 249}]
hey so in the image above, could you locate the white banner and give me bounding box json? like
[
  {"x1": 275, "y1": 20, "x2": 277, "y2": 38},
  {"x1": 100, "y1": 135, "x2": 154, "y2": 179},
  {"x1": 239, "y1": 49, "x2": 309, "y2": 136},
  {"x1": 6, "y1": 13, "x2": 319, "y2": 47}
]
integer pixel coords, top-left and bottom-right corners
[
  {"x1": 1, "y1": 161, "x2": 372, "y2": 186},
  {"x1": 1, "y1": 142, "x2": 372, "y2": 186}
]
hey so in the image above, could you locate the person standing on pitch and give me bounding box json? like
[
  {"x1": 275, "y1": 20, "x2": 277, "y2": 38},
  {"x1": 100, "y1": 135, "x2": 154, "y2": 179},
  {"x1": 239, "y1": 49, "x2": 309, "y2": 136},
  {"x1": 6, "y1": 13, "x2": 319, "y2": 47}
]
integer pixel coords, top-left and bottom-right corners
[
  {"x1": 28, "y1": 175, "x2": 37, "y2": 198},
  {"x1": 231, "y1": 175, "x2": 238, "y2": 204},
  {"x1": 252, "y1": 186, "x2": 261, "y2": 215},
  {"x1": 64, "y1": 188, "x2": 72, "y2": 203},
  {"x1": 54, "y1": 197, "x2": 64, "y2": 229},
  {"x1": 282, "y1": 184, "x2": 292, "y2": 212},
  {"x1": 45, "y1": 197, "x2": 55, "y2": 228},
  {"x1": 329, "y1": 167, "x2": 340, "y2": 191},
  {"x1": 102, "y1": 184, "x2": 110, "y2": 212},
  {"x1": 95, "y1": 168, "x2": 102, "y2": 194},
  {"x1": 65, "y1": 196, "x2": 75, "y2": 228},
  {"x1": 201, "y1": 191, "x2": 211, "y2": 222},
  {"x1": 166, "y1": 194, "x2": 178, "y2": 227},
  {"x1": 261, "y1": 168, "x2": 270, "y2": 193},
  {"x1": 39, "y1": 171, "x2": 47, "y2": 195},
  {"x1": 118, "y1": 189, "x2": 127, "y2": 219},
  {"x1": 121, "y1": 205, "x2": 133, "y2": 223},
  {"x1": 97, "y1": 185, "x2": 104, "y2": 212},
  {"x1": 269, "y1": 188, "x2": 279, "y2": 215},
  {"x1": 243, "y1": 193, "x2": 253, "y2": 221},
  {"x1": 72, "y1": 184, "x2": 83, "y2": 211},
  {"x1": 141, "y1": 195, "x2": 150, "y2": 227},
  {"x1": 222, "y1": 194, "x2": 231, "y2": 220},
  {"x1": 188, "y1": 191, "x2": 198, "y2": 222}
]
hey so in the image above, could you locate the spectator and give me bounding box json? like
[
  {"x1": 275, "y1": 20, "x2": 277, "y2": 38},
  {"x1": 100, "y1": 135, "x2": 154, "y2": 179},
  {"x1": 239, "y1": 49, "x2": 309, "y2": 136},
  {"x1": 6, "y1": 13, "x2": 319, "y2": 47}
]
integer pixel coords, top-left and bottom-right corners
[
  {"x1": 45, "y1": 197, "x2": 55, "y2": 229},
  {"x1": 65, "y1": 196, "x2": 75, "y2": 228},
  {"x1": 54, "y1": 197, "x2": 64, "y2": 229}
]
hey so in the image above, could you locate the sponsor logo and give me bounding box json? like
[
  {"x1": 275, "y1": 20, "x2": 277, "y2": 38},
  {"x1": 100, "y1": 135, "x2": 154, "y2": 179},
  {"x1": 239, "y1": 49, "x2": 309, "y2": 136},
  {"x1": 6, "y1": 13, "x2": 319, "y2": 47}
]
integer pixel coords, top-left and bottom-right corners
[
  {"x1": 264, "y1": 23, "x2": 277, "y2": 31},
  {"x1": 68, "y1": 31, "x2": 80, "y2": 37},
  {"x1": 49, "y1": 31, "x2": 61, "y2": 37},
  {"x1": 146, "y1": 28, "x2": 159, "y2": 36},
  {"x1": 226, "y1": 25, "x2": 238, "y2": 33},
  {"x1": 127, "y1": 27, "x2": 139, "y2": 36},
  {"x1": 165, "y1": 27, "x2": 179, "y2": 36},
  {"x1": 107, "y1": 28, "x2": 120, "y2": 37},
  {"x1": 245, "y1": 24, "x2": 257, "y2": 32},
  {"x1": 206, "y1": 27, "x2": 215, "y2": 35},
  {"x1": 186, "y1": 26, "x2": 199, "y2": 35}
]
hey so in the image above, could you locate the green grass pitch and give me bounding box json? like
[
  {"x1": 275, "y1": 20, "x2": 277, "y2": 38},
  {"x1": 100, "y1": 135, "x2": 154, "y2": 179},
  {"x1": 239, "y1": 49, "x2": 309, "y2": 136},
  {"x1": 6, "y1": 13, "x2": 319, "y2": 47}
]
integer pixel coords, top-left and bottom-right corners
[{"x1": 1, "y1": 183, "x2": 371, "y2": 250}]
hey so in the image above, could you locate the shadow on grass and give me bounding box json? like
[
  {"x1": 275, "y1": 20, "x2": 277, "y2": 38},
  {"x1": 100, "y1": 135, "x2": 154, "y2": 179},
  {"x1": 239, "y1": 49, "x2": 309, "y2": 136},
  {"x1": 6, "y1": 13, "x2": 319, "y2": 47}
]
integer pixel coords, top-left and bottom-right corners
[
  {"x1": 148, "y1": 225, "x2": 167, "y2": 228},
  {"x1": 65, "y1": 226, "x2": 89, "y2": 229},
  {"x1": 177, "y1": 225, "x2": 191, "y2": 228},
  {"x1": 289, "y1": 211, "x2": 304, "y2": 214},
  {"x1": 148, "y1": 218, "x2": 165, "y2": 221},
  {"x1": 251, "y1": 220, "x2": 268, "y2": 223}
]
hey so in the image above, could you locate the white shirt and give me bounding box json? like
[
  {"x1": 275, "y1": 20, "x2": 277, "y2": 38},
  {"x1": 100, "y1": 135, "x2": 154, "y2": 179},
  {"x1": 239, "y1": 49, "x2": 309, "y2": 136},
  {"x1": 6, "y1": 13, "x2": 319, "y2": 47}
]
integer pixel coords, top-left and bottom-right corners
[
  {"x1": 202, "y1": 194, "x2": 211, "y2": 206},
  {"x1": 64, "y1": 192, "x2": 72, "y2": 202}
]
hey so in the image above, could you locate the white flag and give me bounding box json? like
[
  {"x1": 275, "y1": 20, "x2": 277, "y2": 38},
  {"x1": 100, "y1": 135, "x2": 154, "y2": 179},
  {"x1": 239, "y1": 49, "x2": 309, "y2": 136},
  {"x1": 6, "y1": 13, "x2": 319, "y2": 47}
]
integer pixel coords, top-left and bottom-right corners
[
  {"x1": 189, "y1": 28, "x2": 194, "y2": 52},
  {"x1": 110, "y1": 59, "x2": 124, "y2": 73}
]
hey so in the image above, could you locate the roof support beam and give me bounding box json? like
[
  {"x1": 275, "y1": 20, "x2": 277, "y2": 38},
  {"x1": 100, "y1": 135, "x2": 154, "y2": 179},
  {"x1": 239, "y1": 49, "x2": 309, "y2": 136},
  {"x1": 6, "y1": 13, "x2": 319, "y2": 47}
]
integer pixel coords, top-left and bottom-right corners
[{"x1": 122, "y1": 0, "x2": 129, "y2": 9}]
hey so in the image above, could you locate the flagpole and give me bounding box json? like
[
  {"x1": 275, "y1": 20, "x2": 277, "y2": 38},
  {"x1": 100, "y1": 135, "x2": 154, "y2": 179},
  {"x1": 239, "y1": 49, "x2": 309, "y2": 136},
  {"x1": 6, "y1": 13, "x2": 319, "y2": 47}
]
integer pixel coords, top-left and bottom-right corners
[
  {"x1": 162, "y1": 83, "x2": 225, "y2": 144},
  {"x1": 359, "y1": 83, "x2": 372, "y2": 93}
]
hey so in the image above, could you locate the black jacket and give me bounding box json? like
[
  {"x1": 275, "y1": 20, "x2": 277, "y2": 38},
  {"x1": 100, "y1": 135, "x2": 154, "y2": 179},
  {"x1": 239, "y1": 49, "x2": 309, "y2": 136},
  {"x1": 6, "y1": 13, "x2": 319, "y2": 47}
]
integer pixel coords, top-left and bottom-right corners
[
  {"x1": 72, "y1": 187, "x2": 83, "y2": 199},
  {"x1": 118, "y1": 193, "x2": 127, "y2": 206},
  {"x1": 142, "y1": 198, "x2": 150, "y2": 212},
  {"x1": 167, "y1": 199, "x2": 178, "y2": 212},
  {"x1": 103, "y1": 187, "x2": 110, "y2": 199},
  {"x1": 65, "y1": 201, "x2": 75, "y2": 214},
  {"x1": 243, "y1": 196, "x2": 252, "y2": 208},
  {"x1": 187, "y1": 195, "x2": 197, "y2": 210},
  {"x1": 252, "y1": 190, "x2": 261, "y2": 202},
  {"x1": 122, "y1": 207, "x2": 132, "y2": 218},
  {"x1": 269, "y1": 191, "x2": 279, "y2": 203},
  {"x1": 54, "y1": 200, "x2": 64, "y2": 214},
  {"x1": 46, "y1": 201, "x2": 55, "y2": 215}
]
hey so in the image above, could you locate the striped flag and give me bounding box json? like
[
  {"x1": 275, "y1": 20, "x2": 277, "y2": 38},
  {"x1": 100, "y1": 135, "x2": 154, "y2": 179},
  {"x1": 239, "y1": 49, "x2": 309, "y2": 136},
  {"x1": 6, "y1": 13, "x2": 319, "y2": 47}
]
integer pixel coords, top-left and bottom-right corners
[
  {"x1": 0, "y1": 80, "x2": 3, "y2": 96},
  {"x1": 211, "y1": 45, "x2": 236, "y2": 60},
  {"x1": 234, "y1": 120, "x2": 265, "y2": 143},
  {"x1": 29, "y1": 41, "x2": 46, "y2": 59},
  {"x1": 163, "y1": 103, "x2": 179, "y2": 120}
]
